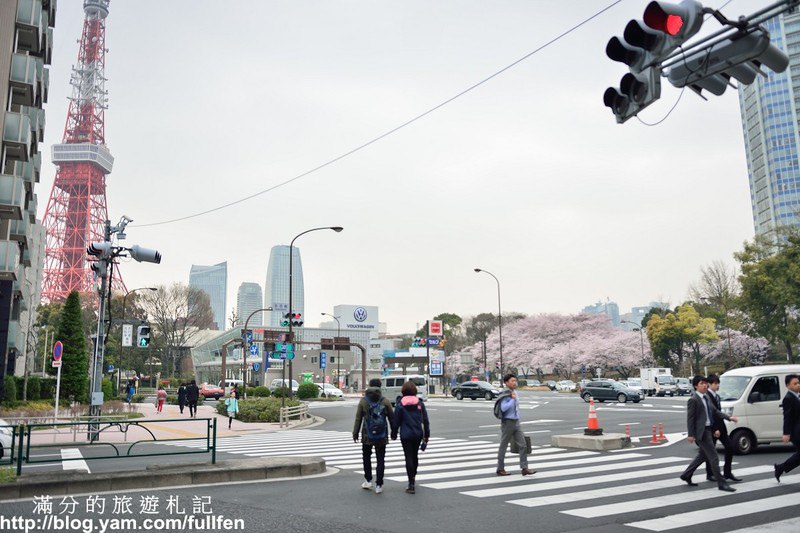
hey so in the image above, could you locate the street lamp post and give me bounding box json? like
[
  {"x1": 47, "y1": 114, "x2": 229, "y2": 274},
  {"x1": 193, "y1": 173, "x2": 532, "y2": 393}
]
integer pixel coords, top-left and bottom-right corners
[
  {"x1": 242, "y1": 307, "x2": 273, "y2": 399},
  {"x1": 288, "y1": 227, "x2": 343, "y2": 396},
  {"x1": 321, "y1": 312, "x2": 341, "y2": 393},
  {"x1": 121, "y1": 287, "x2": 157, "y2": 391},
  {"x1": 621, "y1": 320, "x2": 646, "y2": 364},
  {"x1": 474, "y1": 268, "x2": 503, "y2": 377}
]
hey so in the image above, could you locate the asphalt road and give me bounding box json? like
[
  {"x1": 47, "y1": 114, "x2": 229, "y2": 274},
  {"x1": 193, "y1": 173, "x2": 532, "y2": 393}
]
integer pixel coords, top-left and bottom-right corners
[{"x1": 3, "y1": 391, "x2": 797, "y2": 533}]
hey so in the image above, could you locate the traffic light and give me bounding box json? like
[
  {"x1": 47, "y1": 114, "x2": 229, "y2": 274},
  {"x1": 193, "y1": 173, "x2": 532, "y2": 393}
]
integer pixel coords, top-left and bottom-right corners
[
  {"x1": 136, "y1": 325, "x2": 151, "y2": 348},
  {"x1": 666, "y1": 29, "x2": 790, "y2": 96},
  {"x1": 290, "y1": 313, "x2": 303, "y2": 327},
  {"x1": 90, "y1": 261, "x2": 107, "y2": 279},
  {"x1": 281, "y1": 313, "x2": 291, "y2": 327},
  {"x1": 604, "y1": 0, "x2": 705, "y2": 123}
]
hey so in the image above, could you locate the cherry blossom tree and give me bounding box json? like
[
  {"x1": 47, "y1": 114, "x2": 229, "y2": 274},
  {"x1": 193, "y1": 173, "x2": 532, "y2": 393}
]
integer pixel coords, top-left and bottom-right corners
[{"x1": 704, "y1": 329, "x2": 769, "y2": 368}]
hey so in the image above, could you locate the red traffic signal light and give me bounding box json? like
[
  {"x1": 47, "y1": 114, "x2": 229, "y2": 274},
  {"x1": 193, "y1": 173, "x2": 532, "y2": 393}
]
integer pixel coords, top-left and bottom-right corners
[{"x1": 644, "y1": 3, "x2": 684, "y2": 36}]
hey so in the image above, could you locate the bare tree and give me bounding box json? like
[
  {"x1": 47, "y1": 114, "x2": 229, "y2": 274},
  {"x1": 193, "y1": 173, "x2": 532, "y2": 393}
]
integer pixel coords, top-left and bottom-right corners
[
  {"x1": 689, "y1": 260, "x2": 739, "y2": 304},
  {"x1": 141, "y1": 283, "x2": 215, "y2": 377},
  {"x1": 228, "y1": 307, "x2": 239, "y2": 329}
]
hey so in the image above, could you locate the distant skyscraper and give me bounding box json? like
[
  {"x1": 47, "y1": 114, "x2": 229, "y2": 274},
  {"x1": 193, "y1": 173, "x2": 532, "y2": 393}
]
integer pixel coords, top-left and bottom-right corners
[
  {"x1": 264, "y1": 246, "x2": 304, "y2": 327},
  {"x1": 582, "y1": 300, "x2": 620, "y2": 327},
  {"x1": 739, "y1": 13, "x2": 800, "y2": 236},
  {"x1": 189, "y1": 262, "x2": 227, "y2": 330},
  {"x1": 237, "y1": 282, "x2": 263, "y2": 326}
]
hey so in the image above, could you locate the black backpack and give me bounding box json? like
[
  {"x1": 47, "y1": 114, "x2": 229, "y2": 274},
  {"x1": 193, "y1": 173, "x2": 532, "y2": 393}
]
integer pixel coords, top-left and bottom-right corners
[
  {"x1": 494, "y1": 391, "x2": 511, "y2": 420},
  {"x1": 364, "y1": 398, "x2": 388, "y2": 441}
]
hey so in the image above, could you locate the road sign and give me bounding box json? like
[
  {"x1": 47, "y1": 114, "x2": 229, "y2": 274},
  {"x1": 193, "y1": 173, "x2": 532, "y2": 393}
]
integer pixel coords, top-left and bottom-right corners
[
  {"x1": 53, "y1": 341, "x2": 63, "y2": 361},
  {"x1": 245, "y1": 330, "x2": 253, "y2": 343},
  {"x1": 52, "y1": 360, "x2": 61, "y2": 368},
  {"x1": 275, "y1": 342, "x2": 294, "y2": 353},
  {"x1": 320, "y1": 352, "x2": 327, "y2": 369},
  {"x1": 430, "y1": 361, "x2": 442, "y2": 376},
  {"x1": 253, "y1": 362, "x2": 260, "y2": 372},
  {"x1": 427, "y1": 338, "x2": 441, "y2": 346},
  {"x1": 108, "y1": 364, "x2": 114, "y2": 372},
  {"x1": 122, "y1": 324, "x2": 133, "y2": 347},
  {"x1": 249, "y1": 343, "x2": 259, "y2": 356}
]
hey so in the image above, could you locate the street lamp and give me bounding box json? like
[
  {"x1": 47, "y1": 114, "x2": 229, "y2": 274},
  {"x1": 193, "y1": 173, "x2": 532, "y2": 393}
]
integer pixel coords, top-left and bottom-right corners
[
  {"x1": 621, "y1": 320, "x2": 646, "y2": 364},
  {"x1": 242, "y1": 307, "x2": 273, "y2": 398},
  {"x1": 121, "y1": 287, "x2": 157, "y2": 391},
  {"x1": 474, "y1": 268, "x2": 503, "y2": 377},
  {"x1": 288, "y1": 227, "x2": 343, "y2": 396},
  {"x1": 321, "y1": 312, "x2": 341, "y2": 393}
]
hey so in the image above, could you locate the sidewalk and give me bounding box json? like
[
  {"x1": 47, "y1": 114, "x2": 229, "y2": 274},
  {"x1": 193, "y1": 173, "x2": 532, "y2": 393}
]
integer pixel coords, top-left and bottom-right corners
[{"x1": 0, "y1": 402, "x2": 325, "y2": 501}]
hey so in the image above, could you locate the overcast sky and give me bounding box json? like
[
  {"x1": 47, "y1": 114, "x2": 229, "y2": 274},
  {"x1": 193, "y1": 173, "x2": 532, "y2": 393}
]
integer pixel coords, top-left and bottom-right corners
[{"x1": 37, "y1": 1, "x2": 769, "y2": 334}]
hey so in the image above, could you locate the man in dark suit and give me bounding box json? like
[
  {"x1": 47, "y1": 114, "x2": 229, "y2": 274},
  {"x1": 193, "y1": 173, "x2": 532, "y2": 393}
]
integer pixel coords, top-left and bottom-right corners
[
  {"x1": 774, "y1": 373, "x2": 800, "y2": 482},
  {"x1": 704, "y1": 374, "x2": 742, "y2": 482},
  {"x1": 680, "y1": 375, "x2": 738, "y2": 492}
]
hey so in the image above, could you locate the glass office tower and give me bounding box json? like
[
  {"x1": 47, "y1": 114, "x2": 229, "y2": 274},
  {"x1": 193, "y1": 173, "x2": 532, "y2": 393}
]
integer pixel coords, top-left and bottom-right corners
[
  {"x1": 264, "y1": 246, "x2": 304, "y2": 327},
  {"x1": 236, "y1": 282, "x2": 263, "y2": 326},
  {"x1": 738, "y1": 13, "x2": 800, "y2": 235},
  {"x1": 189, "y1": 262, "x2": 227, "y2": 330}
]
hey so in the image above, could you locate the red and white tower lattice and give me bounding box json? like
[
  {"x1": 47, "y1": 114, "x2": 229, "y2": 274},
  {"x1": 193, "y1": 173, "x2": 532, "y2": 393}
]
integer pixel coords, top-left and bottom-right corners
[{"x1": 41, "y1": 0, "x2": 124, "y2": 301}]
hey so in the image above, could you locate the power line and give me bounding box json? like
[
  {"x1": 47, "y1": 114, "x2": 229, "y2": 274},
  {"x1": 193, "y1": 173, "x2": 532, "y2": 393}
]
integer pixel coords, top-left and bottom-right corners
[{"x1": 138, "y1": 1, "x2": 624, "y2": 227}]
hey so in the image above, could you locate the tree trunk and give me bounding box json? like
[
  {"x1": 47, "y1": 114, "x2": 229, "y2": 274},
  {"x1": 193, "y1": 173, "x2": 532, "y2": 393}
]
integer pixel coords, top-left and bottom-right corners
[{"x1": 785, "y1": 340, "x2": 795, "y2": 364}]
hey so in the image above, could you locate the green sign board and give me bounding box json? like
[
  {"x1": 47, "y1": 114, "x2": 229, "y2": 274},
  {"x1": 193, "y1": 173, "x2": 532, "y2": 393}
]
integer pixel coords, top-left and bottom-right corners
[{"x1": 302, "y1": 372, "x2": 313, "y2": 384}]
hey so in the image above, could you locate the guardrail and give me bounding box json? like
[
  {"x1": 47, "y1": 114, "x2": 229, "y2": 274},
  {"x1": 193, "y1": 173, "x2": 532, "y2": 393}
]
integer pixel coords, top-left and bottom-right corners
[
  {"x1": 279, "y1": 403, "x2": 309, "y2": 428},
  {"x1": 1, "y1": 417, "x2": 217, "y2": 475}
]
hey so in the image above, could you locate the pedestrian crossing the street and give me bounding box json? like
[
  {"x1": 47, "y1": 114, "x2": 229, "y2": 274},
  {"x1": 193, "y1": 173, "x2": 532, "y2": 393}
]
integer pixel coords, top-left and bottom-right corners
[{"x1": 163, "y1": 429, "x2": 797, "y2": 531}]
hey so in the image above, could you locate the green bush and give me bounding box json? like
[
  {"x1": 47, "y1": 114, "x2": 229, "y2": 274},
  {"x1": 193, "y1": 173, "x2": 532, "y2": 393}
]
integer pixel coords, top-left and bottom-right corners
[
  {"x1": 3, "y1": 376, "x2": 17, "y2": 404},
  {"x1": 297, "y1": 382, "x2": 318, "y2": 399},
  {"x1": 517, "y1": 379, "x2": 527, "y2": 387},
  {"x1": 27, "y1": 376, "x2": 41, "y2": 401},
  {"x1": 15, "y1": 377, "x2": 24, "y2": 400},
  {"x1": 215, "y1": 397, "x2": 300, "y2": 423},
  {"x1": 39, "y1": 378, "x2": 56, "y2": 400},
  {"x1": 251, "y1": 386, "x2": 270, "y2": 397},
  {"x1": 102, "y1": 378, "x2": 117, "y2": 400},
  {"x1": 271, "y1": 386, "x2": 291, "y2": 398}
]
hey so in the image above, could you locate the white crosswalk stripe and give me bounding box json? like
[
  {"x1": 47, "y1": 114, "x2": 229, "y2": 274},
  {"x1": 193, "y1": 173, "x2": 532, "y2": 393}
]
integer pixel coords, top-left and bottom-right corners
[{"x1": 162, "y1": 429, "x2": 797, "y2": 530}]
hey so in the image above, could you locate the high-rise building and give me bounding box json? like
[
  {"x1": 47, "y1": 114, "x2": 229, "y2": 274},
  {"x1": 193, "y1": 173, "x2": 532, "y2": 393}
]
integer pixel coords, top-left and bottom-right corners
[
  {"x1": 264, "y1": 245, "x2": 303, "y2": 327},
  {"x1": 0, "y1": 0, "x2": 56, "y2": 388},
  {"x1": 189, "y1": 262, "x2": 227, "y2": 330},
  {"x1": 582, "y1": 300, "x2": 620, "y2": 327},
  {"x1": 739, "y1": 13, "x2": 800, "y2": 236},
  {"x1": 236, "y1": 282, "x2": 263, "y2": 326}
]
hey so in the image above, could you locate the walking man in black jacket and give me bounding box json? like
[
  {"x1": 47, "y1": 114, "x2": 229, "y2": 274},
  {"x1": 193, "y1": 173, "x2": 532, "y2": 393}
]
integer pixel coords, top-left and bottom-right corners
[
  {"x1": 680, "y1": 375, "x2": 738, "y2": 492},
  {"x1": 186, "y1": 380, "x2": 199, "y2": 418},
  {"x1": 704, "y1": 374, "x2": 742, "y2": 482},
  {"x1": 774, "y1": 373, "x2": 800, "y2": 482}
]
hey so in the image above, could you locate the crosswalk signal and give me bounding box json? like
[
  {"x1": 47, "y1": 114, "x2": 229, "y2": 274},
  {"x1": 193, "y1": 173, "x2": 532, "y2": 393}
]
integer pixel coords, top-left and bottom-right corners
[
  {"x1": 604, "y1": 0, "x2": 705, "y2": 123},
  {"x1": 136, "y1": 325, "x2": 151, "y2": 348}
]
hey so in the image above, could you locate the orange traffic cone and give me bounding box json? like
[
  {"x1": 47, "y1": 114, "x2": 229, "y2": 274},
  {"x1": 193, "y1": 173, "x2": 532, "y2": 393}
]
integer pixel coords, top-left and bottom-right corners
[
  {"x1": 658, "y1": 422, "x2": 666, "y2": 442},
  {"x1": 584, "y1": 398, "x2": 603, "y2": 435},
  {"x1": 625, "y1": 424, "x2": 630, "y2": 438},
  {"x1": 649, "y1": 424, "x2": 659, "y2": 444}
]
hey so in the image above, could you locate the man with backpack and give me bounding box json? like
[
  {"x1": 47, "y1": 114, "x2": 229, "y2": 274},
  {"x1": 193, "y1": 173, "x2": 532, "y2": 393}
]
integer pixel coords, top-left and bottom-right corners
[
  {"x1": 353, "y1": 378, "x2": 395, "y2": 494},
  {"x1": 495, "y1": 373, "x2": 536, "y2": 477}
]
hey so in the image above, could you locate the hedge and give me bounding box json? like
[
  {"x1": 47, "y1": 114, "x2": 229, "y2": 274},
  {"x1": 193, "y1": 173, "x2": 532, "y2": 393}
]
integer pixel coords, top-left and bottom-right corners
[
  {"x1": 215, "y1": 397, "x2": 300, "y2": 423},
  {"x1": 297, "y1": 383, "x2": 319, "y2": 399}
]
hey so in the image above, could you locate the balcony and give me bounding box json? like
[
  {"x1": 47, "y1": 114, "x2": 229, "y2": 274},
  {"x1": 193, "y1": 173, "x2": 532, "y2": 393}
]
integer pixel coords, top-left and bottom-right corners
[
  {"x1": 2, "y1": 112, "x2": 32, "y2": 162},
  {"x1": 27, "y1": 194, "x2": 37, "y2": 223},
  {"x1": 11, "y1": 160, "x2": 34, "y2": 184},
  {"x1": 15, "y1": 0, "x2": 43, "y2": 55},
  {"x1": 0, "y1": 174, "x2": 25, "y2": 219},
  {"x1": 22, "y1": 106, "x2": 45, "y2": 145},
  {"x1": 10, "y1": 217, "x2": 30, "y2": 247},
  {"x1": 0, "y1": 241, "x2": 21, "y2": 281},
  {"x1": 41, "y1": 67, "x2": 49, "y2": 103},
  {"x1": 9, "y1": 53, "x2": 40, "y2": 107},
  {"x1": 21, "y1": 246, "x2": 32, "y2": 267}
]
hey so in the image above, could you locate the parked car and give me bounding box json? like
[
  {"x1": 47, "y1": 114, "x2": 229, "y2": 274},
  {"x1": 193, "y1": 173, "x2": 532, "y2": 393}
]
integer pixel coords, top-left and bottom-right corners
[
  {"x1": 544, "y1": 380, "x2": 557, "y2": 390},
  {"x1": 675, "y1": 377, "x2": 692, "y2": 396},
  {"x1": 581, "y1": 380, "x2": 641, "y2": 403},
  {"x1": 491, "y1": 381, "x2": 502, "y2": 389},
  {"x1": 314, "y1": 383, "x2": 344, "y2": 398},
  {"x1": 527, "y1": 379, "x2": 542, "y2": 387},
  {"x1": 451, "y1": 381, "x2": 502, "y2": 401},
  {"x1": 199, "y1": 382, "x2": 224, "y2": 400},
  {"x1": 0, "y1": 418, "x2": 12, "y2": 460},
  {"x1": 556, "y1": 380, "x2": 577, "y2": 392}
]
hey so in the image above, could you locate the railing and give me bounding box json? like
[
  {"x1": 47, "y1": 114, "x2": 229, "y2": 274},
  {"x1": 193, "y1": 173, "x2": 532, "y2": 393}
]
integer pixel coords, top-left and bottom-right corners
[
  {"x1": 279, "y1": 403, "x2": 309, "y2": 428},
  {"x1": 1, "y1": 417, "x2": 217, "y2": 476}
]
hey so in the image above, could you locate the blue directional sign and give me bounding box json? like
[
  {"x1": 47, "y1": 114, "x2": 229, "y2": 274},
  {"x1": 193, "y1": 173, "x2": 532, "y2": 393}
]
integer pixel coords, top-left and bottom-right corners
[
  {"x1": 249, "y1": 343, "x2": 259, "y2": 356},
  {"x1": 428, "y1": 338, "x2": 441, "y2": 346},
  {"x1": 244, "y1": 330, "x2": 253, "y2": 343},
  {"x1": 320, "y1": 351, "x2": 327, "y2": 369},
  {"x1": 108, "y1": 364, "x2": 114, "y2": 372},
  {"x1": 253, "y1": 362, "x2": 260, "y2": 372}
]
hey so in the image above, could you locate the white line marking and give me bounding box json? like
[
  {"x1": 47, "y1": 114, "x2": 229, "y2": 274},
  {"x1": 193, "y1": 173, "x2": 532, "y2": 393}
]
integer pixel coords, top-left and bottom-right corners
[
  {"x1": 618, "y1": 422, "x2": 641, "y2": 426},
  {"x1": 61, "y1": 448, "x2": 90, "y2": 473},
  {"x1": 477, "y1": 419, "x2": 561, "y2": 429}
]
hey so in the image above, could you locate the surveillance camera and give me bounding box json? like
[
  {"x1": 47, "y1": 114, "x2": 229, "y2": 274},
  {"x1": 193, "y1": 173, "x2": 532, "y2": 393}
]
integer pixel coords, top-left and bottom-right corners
[
  {"x1": 129, "y1": 245, "x2": 162, "y2": 264},
  {"x1": 121, "y1": 215, "x2": 133, "y2": 223}
]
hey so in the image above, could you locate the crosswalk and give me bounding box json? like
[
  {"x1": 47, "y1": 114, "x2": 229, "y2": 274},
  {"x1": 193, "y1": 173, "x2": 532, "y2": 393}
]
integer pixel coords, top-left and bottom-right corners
[{"x1": 164, "y1": 429, "x2": 797, "y2": 531}]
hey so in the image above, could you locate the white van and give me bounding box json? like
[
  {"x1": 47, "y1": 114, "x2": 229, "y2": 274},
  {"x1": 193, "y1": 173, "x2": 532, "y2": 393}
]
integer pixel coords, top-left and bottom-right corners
[
  {"x1": 380, "y1": 375, "x2": 428, "y2": 405},
  {"x1": 218, "y1": 379, "x2": 244, "y2": 396},
  {"x1": 719, "y1": 364, "x2": 800, "y2": 454},
  {"x1": 270, "y1": 379, "x2": 299, "y2": 393}
]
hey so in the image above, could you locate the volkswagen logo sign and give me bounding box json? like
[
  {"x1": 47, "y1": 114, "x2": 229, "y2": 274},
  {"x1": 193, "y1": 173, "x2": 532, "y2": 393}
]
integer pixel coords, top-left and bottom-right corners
[{"x1": 354, "y1": 307, "x2": 368, "y2": 322}]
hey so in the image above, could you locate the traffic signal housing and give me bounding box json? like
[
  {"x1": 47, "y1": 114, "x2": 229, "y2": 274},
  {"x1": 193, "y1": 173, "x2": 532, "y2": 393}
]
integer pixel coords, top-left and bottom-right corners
[
  {"x1": 137, "y1": 325, "x2": 151, "y2": 348},
  {"x1": 290, "y1": 313, "x2": 303, "y2": 327},
  {"x1": 604, "y1": 0, "x2": 706, "y2": 123}
]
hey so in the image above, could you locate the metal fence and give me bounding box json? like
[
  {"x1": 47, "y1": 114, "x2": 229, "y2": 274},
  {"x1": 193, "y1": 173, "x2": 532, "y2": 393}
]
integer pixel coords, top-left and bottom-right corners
[{"x1": 1, "y1": 417, "x2": 217, "y2": 476}]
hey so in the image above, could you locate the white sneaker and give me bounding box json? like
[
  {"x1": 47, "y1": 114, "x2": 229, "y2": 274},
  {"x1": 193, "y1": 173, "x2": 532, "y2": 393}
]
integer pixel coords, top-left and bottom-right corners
[
  {"x1": 361, "y1": 480, "x2": 373, "y2": 490},
  {"x1": 375, "y1": 485, "x2": 383, "y2": 494}
]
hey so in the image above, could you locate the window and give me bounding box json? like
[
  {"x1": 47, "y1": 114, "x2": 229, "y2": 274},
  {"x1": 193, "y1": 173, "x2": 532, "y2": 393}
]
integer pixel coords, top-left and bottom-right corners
[{"x1": 749, "y1": 376, "x2": 780, "y2": 403}]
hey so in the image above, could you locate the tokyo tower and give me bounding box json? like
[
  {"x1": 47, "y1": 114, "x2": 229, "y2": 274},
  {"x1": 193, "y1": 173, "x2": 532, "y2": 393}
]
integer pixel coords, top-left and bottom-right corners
[{"x1": 41, "y1": 0, "x2": 124, "y2": 302}]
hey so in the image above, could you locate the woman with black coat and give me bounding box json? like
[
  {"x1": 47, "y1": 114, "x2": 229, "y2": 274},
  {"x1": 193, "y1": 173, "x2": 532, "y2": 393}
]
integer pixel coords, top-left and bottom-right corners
[{"x1": 391, "y1": 381, "x2": 430, "y2": 494}]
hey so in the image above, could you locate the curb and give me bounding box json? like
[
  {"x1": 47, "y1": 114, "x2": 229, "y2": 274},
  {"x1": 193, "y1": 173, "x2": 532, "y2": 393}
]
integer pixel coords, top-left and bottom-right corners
[{"x1": 0, "y1": 457, "x2": 325, "y2": 501}]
